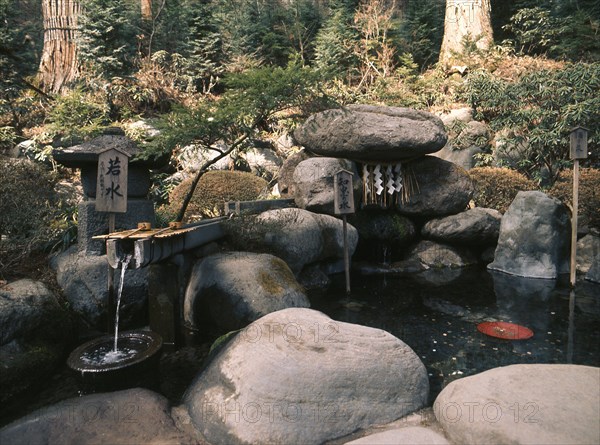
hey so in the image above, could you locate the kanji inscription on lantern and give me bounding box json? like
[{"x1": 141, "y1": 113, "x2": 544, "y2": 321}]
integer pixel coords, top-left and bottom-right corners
[
  {"x1": 570, "y1": 126, "x2": 588, "y2": 160},
  {"x1": 96, "y1": 148, "x2": 129, "y2": 213},
  {"x1": 334, "y1": 169, "x2": 355, "y2": 215}
]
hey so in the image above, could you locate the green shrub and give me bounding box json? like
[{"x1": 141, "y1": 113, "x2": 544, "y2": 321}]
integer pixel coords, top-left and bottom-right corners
[
  {"x1": 0, "y1": 159, "x2": 60, "y2": 277},
  {"x1": 469, "y1": 167, "x2": 537, "y2": 213},
  {"x1": 47, "y1": 88, "x2": 109, "y2": 140},
  {"x1": 465, "y1": 62, "x2": 600, "y2": 184},
  {"x1": 0, "y1": 126, "x2": 17, "y2": 151},
  {"x1": 165, "y1": 170, "x2": 268, "y2": 221},
  {"x1": 548, "y1": 168, "x2": 600, "y2": 230}
]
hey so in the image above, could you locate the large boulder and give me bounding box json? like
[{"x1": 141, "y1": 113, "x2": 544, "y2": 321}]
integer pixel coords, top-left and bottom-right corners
[
  {"x1": 397, "y1": 156, "x2": 474, "y2": 217},
  {"x1": 407, "y1": 240, "x2": 478, "y2": 269},
  {"x1": 586, "y1": 260, "x2": 600, "y2": 283},
  {"x1": 257, "y1": 208, "x2": 324, "y2": 273},
  {"x1": 0, "y1": 388, "x2": 193, "y2": 444},
  {"x1": 51, "y1": 247, "x2": 148, "y2": 329},
  {"x1": 439, "y1": 107, "x2": 474, "y2": 127},
  {"x1": 0, "y1": 279, "x2": 67, "y2": 345},
  {"x1": 577, "y1": 234, "x2": 599, "y2": 274},
  {"x1": 488, "y1": 191, "x2": 571, "y2": 279},
  {"x1": 405, "y1": 240, "x2": 478, "y2": 286},
  {"x1": 183, "y1": 252, "x2": 309, "y2": 333},
  {"x1": 0, "y1": 280, "x2": 72, "y2": 404},
  {"x1": 422, "y1": 208, "x2": 502, "y2": 246},
  {"x1": 350, "y1": 210, "x2": 416, "y2": 247},
  {"x1": 277, "y1": 149, "x2": 310, "y2": 195},
  {"x1": 242, "y1": 146, "x2": 283, "y2": 181},
  {"x1": 294, "y1": 105, "x2": 447, "y2": 162},
  {"x1": 434, "y1": 118, "x2": 490, "y2": 171},
  {"x1": 224, "y1": 208, "x2": 358, "y2": 275},
  {"x1": 183, "y1": 308, "x2": 429, "y2": 445},
  {"x1": 292, "y1": 157, "x2": 361, "y2": 215},
  {"x1": 345, "y1": 427, "x2": 450, "y2": 445},
  {"x1": 434, "y1": 364, "x2": 600, "y2": 445},
  {"x1": 312, "y1": 213, "x2": 359, "y2": 260},
  {"x1": 431, "y1": 144, "x2": 483, "y2": 171}
]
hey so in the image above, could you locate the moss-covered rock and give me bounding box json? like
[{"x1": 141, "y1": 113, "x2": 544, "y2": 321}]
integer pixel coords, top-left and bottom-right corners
[
  {"x1": 349, "y1": 209, "x2": 416, "y2": 261},
  {"x1": 183, "y1": 252, "x2": 309, "y2": 335}
]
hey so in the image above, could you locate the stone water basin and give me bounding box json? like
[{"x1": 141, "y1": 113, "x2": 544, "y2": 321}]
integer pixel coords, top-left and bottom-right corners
[{"x1": 67, "y1": 330, "x2": 163, "y2": 393}]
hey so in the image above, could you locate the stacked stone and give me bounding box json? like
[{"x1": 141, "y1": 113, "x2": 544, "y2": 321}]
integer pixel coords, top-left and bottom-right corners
[
  {"x1": 294, "y1": 104, "x2": 464, "y2": 213},
  {"x1": 291, "y1": 105, "x2": 498, "y2": 285}
]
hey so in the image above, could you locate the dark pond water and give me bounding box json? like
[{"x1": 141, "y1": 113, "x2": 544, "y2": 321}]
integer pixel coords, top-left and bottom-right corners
[
  {"x1": 310, "y1": 267, "x2": 600, "y2": 402},
  {"x1": 2, "y1": 267, "x2": 598, "y2": 428}
]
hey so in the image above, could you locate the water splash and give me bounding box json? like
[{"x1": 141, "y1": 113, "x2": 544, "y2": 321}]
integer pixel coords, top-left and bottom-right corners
[
  {"x1": 81, "y1": 344, "x2": 139, "y2": 365},
  {"x1": 114, "y1": 254, "x2": 132, "y2": 352}
]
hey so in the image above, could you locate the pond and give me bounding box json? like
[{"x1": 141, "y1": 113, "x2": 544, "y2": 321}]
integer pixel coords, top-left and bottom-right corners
[
  {"x1": 1, "y1": 267, "x2": 598, "y2": 428},
  {"x1": 310, "y1": 267, "x2": 600, "y2": 402}
]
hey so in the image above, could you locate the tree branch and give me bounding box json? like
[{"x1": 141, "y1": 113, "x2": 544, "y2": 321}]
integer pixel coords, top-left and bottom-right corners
[{"x1": 175, "y1": 130, "x2": 253, "y2": 222}]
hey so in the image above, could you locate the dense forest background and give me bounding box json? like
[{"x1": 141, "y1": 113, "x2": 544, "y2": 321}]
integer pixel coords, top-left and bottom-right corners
[
  {"x1": 2, "y1": 0, "x2": 599, "y2": 154},
  {"x1": 1, "y1": 0, "x2": 599, "y2": 279}
]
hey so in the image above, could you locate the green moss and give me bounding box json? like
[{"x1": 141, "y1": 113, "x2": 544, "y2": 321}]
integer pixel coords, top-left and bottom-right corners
[
  {"x1": 258, "y1": 269, "x2": 285, "y2": 295},
  {"x1": 391, "y1": 214, "x2": 412, "y2": 237},
  {"x1": 258, "y1": 258, "x2": 304, "y2": 296},
  {"x1": 208, "y1": 330, "x2": 240, "y2": 356}
]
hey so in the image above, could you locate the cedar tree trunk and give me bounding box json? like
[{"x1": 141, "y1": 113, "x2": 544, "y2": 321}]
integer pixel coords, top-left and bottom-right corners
[
  {"x1": 38, "y1": 0, "x2": 81, "y2": 93},
  {"x1": 439, "y1": 0, "x2": 493, "y2": 67}
]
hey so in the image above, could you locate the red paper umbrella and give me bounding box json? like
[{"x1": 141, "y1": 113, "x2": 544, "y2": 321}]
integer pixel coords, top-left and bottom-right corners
[{"x1": 477, "y1": 321, "x2": 534, "y2": 340}]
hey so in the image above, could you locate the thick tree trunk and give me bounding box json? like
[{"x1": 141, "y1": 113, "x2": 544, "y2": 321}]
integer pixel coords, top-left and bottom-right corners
[
  {"x1": 141, "y1": 0, "x2": 152, "y2": 21},
  {"x1": 38, "y1": 0, "x2": 81, "y2": 93},
  {"x1": 439, "y1": 0, "x2": 493, "y2": 67}
]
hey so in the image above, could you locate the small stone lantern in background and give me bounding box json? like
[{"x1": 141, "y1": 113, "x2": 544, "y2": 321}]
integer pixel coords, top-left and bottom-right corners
[{"x1": 53, "y1": 127, "x2": 168, "y2": 255}]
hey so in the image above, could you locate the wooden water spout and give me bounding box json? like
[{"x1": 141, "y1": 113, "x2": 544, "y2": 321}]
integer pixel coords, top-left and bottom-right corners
[{"x1": 94, "y1": 218, "x2": 226, "y2": 269}]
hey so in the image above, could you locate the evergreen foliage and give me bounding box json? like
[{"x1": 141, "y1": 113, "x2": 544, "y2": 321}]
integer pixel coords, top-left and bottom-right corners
[
  {"x1": 166, "y1": 170, "x2": 269, "y2": 221},
  {"x1": 314, "y1": 0, "x2": 358, "y2": 78},
  {"x1": 397, "y1": 0, "x2": 445, "y2": 71},
  {"x1": 77, "y1": 0, "x2": 139, "y2": 78},
  {"x1": 466, "y1": 62, "x2": 600, "y2": 184},
  {"x1": 140, "y1": 61, "x2": 331, "y2": 163},
  {"x1": 0, "y1": 0, "x2": 41, "y2": 88},
  {"x1": 180, "y1": 3, "x2": 225, "y2": 94},
  {"x1": 503, "y1": 0, "x2": 600, "y2": 61},
  {"x1": 469, "y1": 167, "x2": 537, "y2": 213}
]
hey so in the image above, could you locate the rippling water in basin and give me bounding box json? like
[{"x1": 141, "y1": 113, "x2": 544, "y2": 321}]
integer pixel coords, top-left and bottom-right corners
[{"x1": 79, "y1": 337, "x2": 147, "y2": 366}]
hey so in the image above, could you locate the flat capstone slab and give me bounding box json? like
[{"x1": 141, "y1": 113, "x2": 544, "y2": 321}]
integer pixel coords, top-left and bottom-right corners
[
  {"x1": 52, "y1": 128, "x2": 167, "y2": 169},
  {"x1": 293, "y1": 104, "x2": 448, "y2": 162}
]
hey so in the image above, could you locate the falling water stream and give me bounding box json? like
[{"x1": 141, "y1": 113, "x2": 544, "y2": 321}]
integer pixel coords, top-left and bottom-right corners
[
  {"x1": 80, "y1": 254, "x2": 138, "y2": 366},
  {"x1": 113, "y1": 254, "x2": 132, "y2": 351}
]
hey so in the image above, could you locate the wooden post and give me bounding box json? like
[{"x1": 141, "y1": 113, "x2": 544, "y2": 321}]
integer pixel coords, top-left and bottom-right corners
[
  {"x1": 342, "y1": 214, "x2": 350, "y2": 294},
  {"x1": 107, "y1": 213, "x2": 116, "y2": 333},
  {"x1": 567, "y1": 289, "x2": 576, "y2": 363},
  {"x1": 570, "y1": 159, "x2": 579, "y2": 287},
  {"x1": 334, "y1": 170, "x2": 355, "y2": 295},
  {"x1": 569, "y1": 127, "x2": 588, "y2": 288},
  {"x1": 96, "y1": 147, "x2": 130, "y2": 334}
]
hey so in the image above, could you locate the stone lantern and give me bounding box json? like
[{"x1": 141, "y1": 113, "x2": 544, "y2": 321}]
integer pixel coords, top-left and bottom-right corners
[{"x1": 53, "y1": 127, "x2": 168, "y2": 255}]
